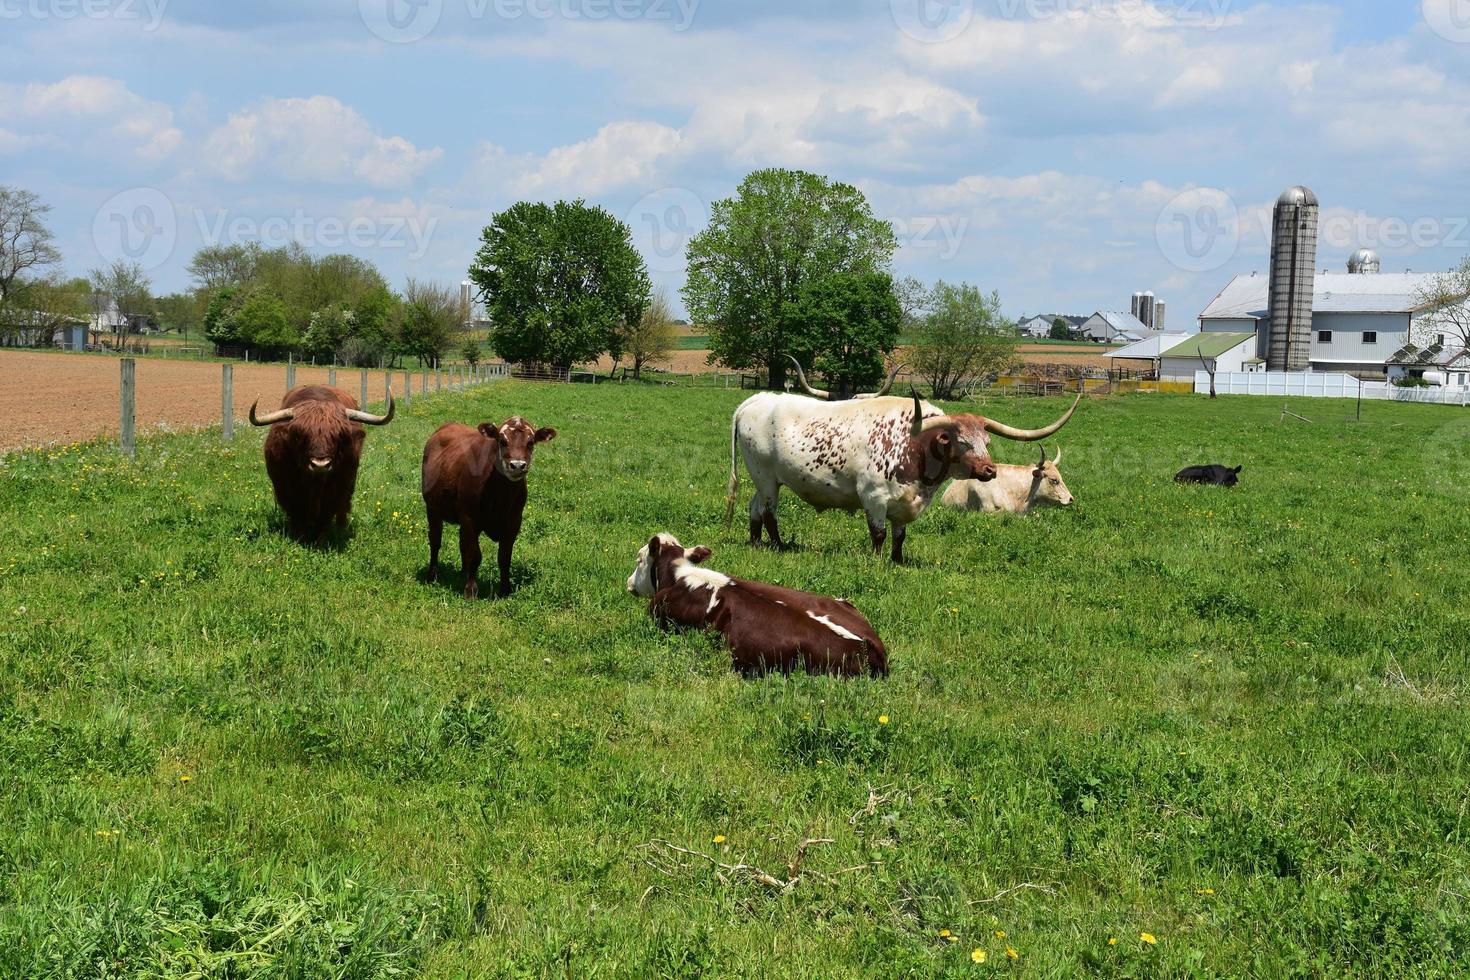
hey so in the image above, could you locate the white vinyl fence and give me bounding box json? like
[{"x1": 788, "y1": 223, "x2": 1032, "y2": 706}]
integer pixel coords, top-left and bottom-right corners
[{"x1": 1195, "y1": 371, "x2": 1470, "y2": 406}]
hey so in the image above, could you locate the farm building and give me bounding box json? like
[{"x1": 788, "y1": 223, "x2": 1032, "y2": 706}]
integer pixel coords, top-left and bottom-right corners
[
  {"x1": 1386, "y1": 342, "x2": 1470, "y2": 387},
  {"x1": 1157, "y1": 332, "x2": 1257, "y2": 383},
  {"x1": 1197, "y1": 261, "x2": 1463, "y2": 380},
  {"x1": 1103, "y1": 332, "x2": 1192, "y2": 372},
  {"x1": 1079, "y1": 310, "x2": 1154, "y2": 343},
  {"x1": 1018, "y1": 314, "x2": 1087, "y2": 338}
]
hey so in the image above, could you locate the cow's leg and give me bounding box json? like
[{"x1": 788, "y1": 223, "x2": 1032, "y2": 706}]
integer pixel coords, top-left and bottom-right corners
[
  {"x1": 748, "y1": 478, "x2": 783, "y2": 548},
  {"x1": 459, "y1": 524, "x2": 482, "y2": 600},
  {"x1": 496, "y1": 536, "x2": 515, "y2": 598},
  {"x1": 890, "y1": 522, "x2": 908, "y2": 564},
  {"x1": 426, "y1": 516, "x2": 442, "y2": 583},
  {"x1": 864, "y1": 500, "x2": 888, "y2": 555}
]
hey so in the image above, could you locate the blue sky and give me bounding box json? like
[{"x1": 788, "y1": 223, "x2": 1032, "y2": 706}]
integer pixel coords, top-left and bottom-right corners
[{"x1": 3, "y1": 0, "x2": 1468, "y2": 323}]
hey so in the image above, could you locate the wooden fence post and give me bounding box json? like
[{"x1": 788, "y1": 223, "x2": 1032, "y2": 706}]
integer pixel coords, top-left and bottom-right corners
[
  {"x1": 436, "y1": 362, "x2": 442, "y2": 392},
  {"x1": 328, "y1": 367, "x2": 337, "y2": 388},
  {"x1": 403, "y1": 370, "x2": 411, "y2": 404},
  {"x1": 119, "y1": 357, "x2": 136, "y2": 459},
  {"x1": 421, "y1": 366, "x2": 428, "y2": 395},
  {"x1": 361, "y1": 369, "x2": 369, "y2": 408},
  {"x1": 286, "y1": 360, "x2": 296, "y2": 391},
  {"x1": 221, "y1": 363, "x2": 233, "y2": 442}
]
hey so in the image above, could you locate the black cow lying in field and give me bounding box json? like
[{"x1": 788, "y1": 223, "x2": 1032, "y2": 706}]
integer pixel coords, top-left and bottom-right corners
[
  {"x1": 626, "y1": 533, "x2": 889, "y2": 678},
  {"x1": 421, "y1": 416, "x2": 556, "y2": 599},
  {"x1": 1175, "y1": 464, "x2": 1242, "y2": 486}
]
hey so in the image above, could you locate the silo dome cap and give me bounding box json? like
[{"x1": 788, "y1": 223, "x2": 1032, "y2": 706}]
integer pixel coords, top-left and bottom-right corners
[{"x1": 1277, "y1": 185, "x2": 1318, "y2": 206}]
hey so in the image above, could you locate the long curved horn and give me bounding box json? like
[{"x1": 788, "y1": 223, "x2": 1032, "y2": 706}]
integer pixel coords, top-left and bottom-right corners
[
  {"x1": 909, "y1": 390, "x2": 957, "y2": 437},
  {"x1": 852, "y1": 362, "x2": 906, "y2": 399},
  {"x1": 983, "y1": 392, "x2": 1082, "y2": 442},
  {"x1": 786, "y1": 355, "x2": 830, "y2": 399},
  {"x1": 249, "y1": 398, "x2": 294, "y2": 426},
  {"x1": 1037, "y1": 445, "x2": 1048, "y2": 467},
  {"x1": 1053, "y1": 446, "x2": 1063, "y2": 466},
  {"x1": 344, "y1": 391, "x2": 395, "y2": 426}
]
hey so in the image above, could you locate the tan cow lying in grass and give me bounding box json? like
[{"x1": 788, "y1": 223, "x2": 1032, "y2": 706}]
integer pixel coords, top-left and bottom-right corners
[{"x1": 941, "y1": 446, "x2": 1072, "y2": 514}]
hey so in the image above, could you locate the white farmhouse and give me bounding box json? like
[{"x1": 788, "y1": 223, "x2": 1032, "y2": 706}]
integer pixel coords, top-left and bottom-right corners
[{"x1": 1198, "y1": 265, "x2": 1459, "y2": 380}]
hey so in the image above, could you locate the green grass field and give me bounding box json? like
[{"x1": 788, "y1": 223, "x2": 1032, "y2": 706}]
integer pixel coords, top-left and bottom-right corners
[{"x1": 4, "y1": 385, "x2": 1469, "y2": 976}]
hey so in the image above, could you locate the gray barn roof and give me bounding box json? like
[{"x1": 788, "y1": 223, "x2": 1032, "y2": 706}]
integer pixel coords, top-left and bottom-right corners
[{"x1": 1200, "y1": 271, "x2": 1446, "y2": 320}]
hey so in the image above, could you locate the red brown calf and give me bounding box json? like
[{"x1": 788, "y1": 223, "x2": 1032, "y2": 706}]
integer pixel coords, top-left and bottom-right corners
[
  {"x1": 421, "y1": 416, "x2": 556, "y2": 599},
  {"x1": 250, "y1": 385, "x2": 394, "y2": 542},
  {"x1": 625, "y1": 533, "x2": 888, "y2": 678}
]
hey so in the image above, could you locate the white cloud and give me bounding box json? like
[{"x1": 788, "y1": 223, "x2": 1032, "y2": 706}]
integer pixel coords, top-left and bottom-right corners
[
  {"x1": 203, "y1": 96, "x2": 442, "y2": 188},
  {"x1": 0, "y1": 75, "x2": 180, "y2": 162},
  {"x1": 517, "y1": 121, "x2": 685, "y2": 195}
]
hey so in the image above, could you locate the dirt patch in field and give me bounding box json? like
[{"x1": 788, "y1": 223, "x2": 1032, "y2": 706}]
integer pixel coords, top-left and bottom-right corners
[
  {"x1": 1, "y1": 350, "x2": 411, "y2": 453},
  {"x1": 584, "y1": 342, "x2": 1117, "y2": 378}
]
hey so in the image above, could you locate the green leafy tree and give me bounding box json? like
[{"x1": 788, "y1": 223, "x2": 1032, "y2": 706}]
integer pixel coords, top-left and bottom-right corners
[
  {"x1": 461, "y1": 338, "x2": 482, "y2": 367},
  {"x1": 202, "y1": 287, "x2": 242, "y2": 346},
  {"x1": 235, "y1": 293, "x2": 295, "y2": 354},
  {"x1": 622, "y1": 287, "x2": 678, "y2": 379},
  {"x1": 787, "y1": 271, "x2": 901, "y2": 398},
  {"x1": 87, "y1": 260, "x2": 152, "y2": 348},
  {"x1": 911, "y1": 282, "x2": 1017, "y2": 399},
  {"x1": 1048, "y1": 318, "x2": 1071, "y2": 340},
  {"x1": 469, "y1": 200, "x2": 650, "y2": 370},
  {"x1": 301, "y1": 305, "x2": 355, "y2": 361},
  {"x1": 682, "y1": 168, "x2": 897, "y2": 387},
  {"x1": 396, "y1": 278, "x2": 463, "y2": 365},
  {"x1": 154, "y1": 292, "x2": 202, "y2": 339}
]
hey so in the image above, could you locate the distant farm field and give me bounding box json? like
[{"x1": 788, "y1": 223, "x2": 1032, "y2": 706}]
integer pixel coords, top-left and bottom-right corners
[{"x1": 4, "y1": 385, "x2": 1470, "y2": 975}]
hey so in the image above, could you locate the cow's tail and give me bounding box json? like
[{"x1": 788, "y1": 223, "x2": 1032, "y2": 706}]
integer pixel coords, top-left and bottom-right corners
[{"x1": 724, "y1": 407, "x2": 743, "y2": 527}]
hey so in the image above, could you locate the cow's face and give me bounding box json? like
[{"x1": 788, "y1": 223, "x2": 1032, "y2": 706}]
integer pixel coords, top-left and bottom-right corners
[
  {"x1": 1030, "y1": 459, "x2": 1074, "y2": 507},
  {"x1": 935, "y1": 417, "x2": 998, "y2": 483},
  {"x1": 286, "y1": 406, "x2": 357, "y2": 478},
  {"x1": 626, "y1": 533, "x2": 710, "y2": 596},
  {"x1": 481, "y1": 417, "x2": 556, "y2": 482}
]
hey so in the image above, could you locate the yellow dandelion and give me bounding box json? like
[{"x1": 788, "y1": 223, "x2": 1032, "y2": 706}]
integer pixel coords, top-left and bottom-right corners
[
  {"x1": 994, "y1": 930, "x2": 1005, "y2": 938},
  {"x1": 179, "y1": 775, "x2": 192, "y2": 783},
  {"x1": 1108, "y1": 937, "x2": 1117, "y2": 946},
  {"x1": 878, "y1": 714, "x2": 890, "y2": 725},
  {"x1": 939, "y1": 929, "x2": 951, "y2": 938},
  {"x1": 970, "y1": 948, "x2": 986, "y2": 963},
  {"x1": 946, "y1": 935, "x2": 958, "y2": 943},
  {"x1": 1140, "y1": 932, "x2": 1157, "y2": 945},
  {"x1": 713, "y1": 835, "x2": 726, "y2": 844},
  {"x1": 1196, "y1": 887, "x2": 1214, "y2": 895},
  {"x1": 1006, "y1": 947, "x2": 1018, "y2": 960}
]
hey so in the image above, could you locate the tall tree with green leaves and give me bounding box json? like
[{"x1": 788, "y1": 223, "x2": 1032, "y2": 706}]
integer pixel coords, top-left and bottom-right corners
[
  {"x1": 786, "y1": 271, "x2": 901, "y2": 398},
  {"x1": 683, "y1": 168, "x2": 897, "y2": 388},
  {"x1": 911, "y1": 281, "x2": 1017, "y2": 399},
  {"x1": 469, "y1": 200, "x2": 650, "y2": 370}
]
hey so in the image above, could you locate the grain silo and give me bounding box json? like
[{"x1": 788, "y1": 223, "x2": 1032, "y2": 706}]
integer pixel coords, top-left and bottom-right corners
[
  {"x1": 1131, "y1": 291, "x2": 1144, "y2": 319},
  {"x1": 1154, "y1": 300, "x2": 1166, "y2": 332},
  {"x1": 1347, "y1": 248, "x2": 1381, "y2": 274},
  {"x1": 1266, "y1": 186, "x2": 1319, "y2": 371},
  {"x1": 1140, "y1": 291, "x2": 1156, "y2": 329}
]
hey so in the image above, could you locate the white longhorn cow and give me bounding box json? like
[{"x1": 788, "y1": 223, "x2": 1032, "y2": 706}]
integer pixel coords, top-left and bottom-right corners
[{"x1": 726, "y1": 391, "x2": 1080, "y2": 562}]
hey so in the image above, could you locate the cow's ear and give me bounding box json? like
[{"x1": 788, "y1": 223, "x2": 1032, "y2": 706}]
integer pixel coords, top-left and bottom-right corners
[
  {"x1": 688, "y1": 546, "x2": 712, "y2": 564},
  {"x1": 1234, "y1": 465, "x2": 1243, "y2": 473},
  {"x1": 534, "y1": 426, "x2": 557, "y2": 444},
  {"x1": 477, "y1": 423, "x2": 499, "y2": 440},
  {"x1": 647, "y1": 535, "x2": 663, "y2": 560}
]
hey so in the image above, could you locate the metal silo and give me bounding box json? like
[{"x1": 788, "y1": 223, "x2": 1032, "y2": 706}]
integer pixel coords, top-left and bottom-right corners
[
  {"x1": 1131, "y1": 291, "x2": 1143, "y2": 319},
  {"x1": 1267, "y1": 186, "x2": 1319, "y2": 371},
  {"x1": 1154, "y1": 300, "x2": 1166, "y2": 332},
  {"x1": 1140, "y1": 291, "x2": 1155, "y2": 329},
  {"x1": 1348, "y1": 248, "x2": 1380, "y2": 274}
]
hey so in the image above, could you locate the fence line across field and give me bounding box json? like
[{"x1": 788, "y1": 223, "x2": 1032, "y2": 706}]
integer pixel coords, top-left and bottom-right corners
[{"x1": 112, "y1": 358, "x2": 508, "y2": 456}]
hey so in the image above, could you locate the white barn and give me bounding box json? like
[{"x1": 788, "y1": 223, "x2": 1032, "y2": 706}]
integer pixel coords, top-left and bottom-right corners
[{"x1": 1157, "y1": 332, "x2": 1257, "y2": 383}]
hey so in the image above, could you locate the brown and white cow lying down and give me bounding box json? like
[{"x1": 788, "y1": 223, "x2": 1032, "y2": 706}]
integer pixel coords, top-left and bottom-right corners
[
  {"x1": 942, "y1": 446, "x2": 1073, "y2": 514},
  {"x1": 626, "y1": 533, "x2": 888, "y2": 678}
]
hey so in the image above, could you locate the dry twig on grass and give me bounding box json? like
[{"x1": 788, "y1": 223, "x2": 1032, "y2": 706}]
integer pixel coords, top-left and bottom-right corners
[
  {"x1": 639, "y1": 836, "x2": 836, "y2": 895},
  {"x1": 968, "y1": 881, "x2": 1061, "y2": 906}
]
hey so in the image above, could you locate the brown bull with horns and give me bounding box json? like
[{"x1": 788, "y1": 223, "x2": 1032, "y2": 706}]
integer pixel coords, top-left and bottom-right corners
[{"x1": 250, "y1": 385, "x2": 394, "y2": 541}]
